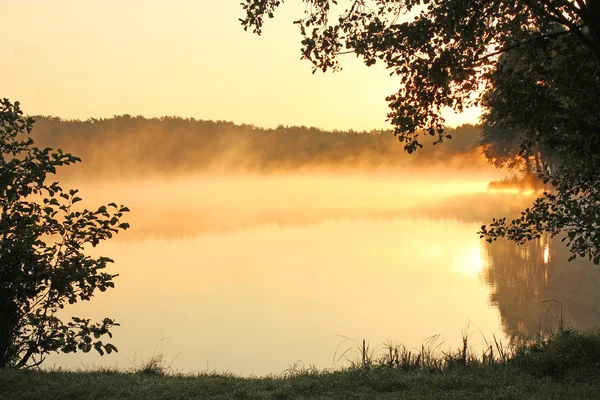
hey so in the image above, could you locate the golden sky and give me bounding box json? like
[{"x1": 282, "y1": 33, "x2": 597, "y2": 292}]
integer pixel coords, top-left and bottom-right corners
[{"x1": 3, "y1": 0, "x2": 479, "y2": 130}]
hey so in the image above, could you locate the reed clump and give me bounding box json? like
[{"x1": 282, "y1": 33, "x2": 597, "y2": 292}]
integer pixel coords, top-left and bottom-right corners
[
  {"x1": 4, "y1": 327, "x2": 600, "y2": 400},
  {"x1": 327, "y1": 325, "x2": 600, "y2": 384}
]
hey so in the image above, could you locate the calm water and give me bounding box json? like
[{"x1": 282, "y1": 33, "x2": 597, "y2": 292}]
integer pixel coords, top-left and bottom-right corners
[{"x1": 46, "y1": 173, "x2": 600, "y2": 375}]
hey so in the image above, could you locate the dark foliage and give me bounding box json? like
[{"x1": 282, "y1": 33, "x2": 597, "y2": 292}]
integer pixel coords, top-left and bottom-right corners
[{"x1": 0, "y1": 99, "x2": 130, "y2": 368}]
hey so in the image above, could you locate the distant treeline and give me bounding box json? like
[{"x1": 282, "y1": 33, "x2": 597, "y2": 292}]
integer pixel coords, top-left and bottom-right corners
[{"x1": 30, "y1": 116, "x2": 486, "y2": 177}]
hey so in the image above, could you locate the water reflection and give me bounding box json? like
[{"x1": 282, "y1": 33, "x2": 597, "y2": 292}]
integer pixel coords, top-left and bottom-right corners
[
  {"x1": 452, "y1": 246, "x2": 486, "y2": 279},
  {"x1": 41, "y1": 175, "x2": 600, "y2": 375},
  {"x1": 47, "y1": 216, "x2": 505, "y2": 375},
  {"x1": 64, "y1": 174, "x2": 493, "y2": 239},
  {"x1": 483, "y1": 236, "x2": 600, "y2": 337}
]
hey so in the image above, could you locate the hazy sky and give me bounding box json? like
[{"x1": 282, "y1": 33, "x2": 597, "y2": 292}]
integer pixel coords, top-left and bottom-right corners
[{"x1": 3, "y1": 0, "x2": 480, "y2": 130}]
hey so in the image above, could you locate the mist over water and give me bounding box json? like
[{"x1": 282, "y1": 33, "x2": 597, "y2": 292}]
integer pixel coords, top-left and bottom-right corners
[
  {"x1": 31, "y1": 118, "x2": 599, "y2": 375},
  {"x1": 65, "y1": 171, "x2": 495, "y2": 238},
  {"x1": 44, "y1": 170, "x2": 600, "y2": 376}
]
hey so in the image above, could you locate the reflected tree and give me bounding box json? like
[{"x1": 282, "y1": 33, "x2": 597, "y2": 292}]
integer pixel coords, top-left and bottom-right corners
[{"x1": 483, "y1": 236, "x2": 600, "y2": 338}]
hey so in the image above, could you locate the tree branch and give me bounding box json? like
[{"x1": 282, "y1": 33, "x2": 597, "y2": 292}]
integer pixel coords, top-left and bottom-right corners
[
  {"x1": 525, "y1": 0, "x2": 600, "y2": 63},
  {"x1": 472, "y1": 27, "x2": 579, "y2": 65}
]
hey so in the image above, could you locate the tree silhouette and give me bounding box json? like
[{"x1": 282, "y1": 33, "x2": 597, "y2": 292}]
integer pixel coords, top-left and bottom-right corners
[{"x1": 0, "y1": 99, "x2": 129, "y2": 368}]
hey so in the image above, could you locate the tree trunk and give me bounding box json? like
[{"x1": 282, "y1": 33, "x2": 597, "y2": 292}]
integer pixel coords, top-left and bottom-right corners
[
  {"x1": 0, "y1": 306, "x2": 17, "y2": 368},
  {"x1": 524, "y1": 155, "x2": 532, "y2": 175},
  {"x1": 534, "y1": 148, "x2": 541, "y2": 172}
]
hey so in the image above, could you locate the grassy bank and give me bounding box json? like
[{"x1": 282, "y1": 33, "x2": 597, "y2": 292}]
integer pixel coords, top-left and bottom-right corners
[{"x1": 3, "y1": 329, "x2": 600, "y2": 400}]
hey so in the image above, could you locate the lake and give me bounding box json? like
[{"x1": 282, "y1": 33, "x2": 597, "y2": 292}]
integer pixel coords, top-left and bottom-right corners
[{"x1": 46, "y1": 172, "x2": 600, "y2": 376}]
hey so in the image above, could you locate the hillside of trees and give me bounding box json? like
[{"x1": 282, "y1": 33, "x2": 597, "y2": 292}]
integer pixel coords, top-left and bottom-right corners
[{"x1": 29, "y1": 116, "x2": 487, "y2": 178}]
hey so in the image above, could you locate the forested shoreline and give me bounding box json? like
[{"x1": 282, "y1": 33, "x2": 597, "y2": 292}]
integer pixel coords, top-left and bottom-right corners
[{"x1": 30, "y1": 116, "x2": 487, "y2": 177}]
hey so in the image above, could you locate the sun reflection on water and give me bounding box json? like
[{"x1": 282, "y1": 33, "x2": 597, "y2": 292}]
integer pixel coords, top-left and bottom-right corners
[
  {"x1": 453, "y1": 245, "x2": 486, "y2": 278},
  {"x1": 543, "y1": 244, "x2": 550, "y2": 264}
]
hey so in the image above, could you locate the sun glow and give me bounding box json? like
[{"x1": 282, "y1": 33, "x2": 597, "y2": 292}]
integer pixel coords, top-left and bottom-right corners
[
  {"x1": 543, "y1": 244, "x2": 550, "y2": 264},
  {"x1": 486, "y1": 187, "x2": 542, "y2": 196},
  {"x1": 453, "y1": 245, "x2": 486, "y2": 278}
]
